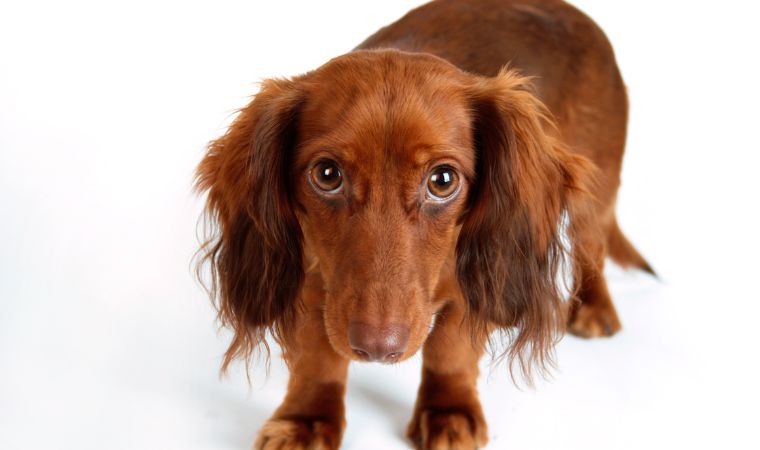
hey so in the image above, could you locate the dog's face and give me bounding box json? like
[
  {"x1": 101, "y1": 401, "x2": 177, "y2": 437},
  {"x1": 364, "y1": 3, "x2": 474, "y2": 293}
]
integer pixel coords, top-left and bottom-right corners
[
  {"x1": 291, "y1": 54, "x2": 476, "y2": 362},
  {"x1": 197, "y1": 49, "x2": 591, "y2": 372}
]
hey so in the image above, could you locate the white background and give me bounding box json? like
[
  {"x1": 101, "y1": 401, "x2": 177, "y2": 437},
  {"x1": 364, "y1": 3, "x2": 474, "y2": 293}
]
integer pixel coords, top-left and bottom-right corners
[{"x1": 2, "y1": 1, "x2": 759, "y2": 449}]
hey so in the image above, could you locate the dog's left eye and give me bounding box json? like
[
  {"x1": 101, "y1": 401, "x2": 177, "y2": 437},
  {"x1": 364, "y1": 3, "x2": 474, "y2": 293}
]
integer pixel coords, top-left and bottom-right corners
[
  {"x1": 310, "y1": 160, "x2": 343, "y2": 193},
  {"x1": 426, "y1": 165, "x2": 460, "y2": 200}
]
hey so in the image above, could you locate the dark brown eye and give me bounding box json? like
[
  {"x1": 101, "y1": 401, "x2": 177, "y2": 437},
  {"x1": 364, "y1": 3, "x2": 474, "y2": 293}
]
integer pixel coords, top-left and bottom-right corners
[
  {"x1": 427, "y1": 165, "x2": 459, "y2": 200},
  {"x1": 310, "y1": 160, "x2": 343, "y2": 192}
]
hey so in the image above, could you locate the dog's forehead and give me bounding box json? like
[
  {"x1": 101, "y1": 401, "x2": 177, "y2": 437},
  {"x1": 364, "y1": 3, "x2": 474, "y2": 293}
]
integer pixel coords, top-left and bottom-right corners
[{"x1": 296, "y1": 52, "x2": 474, "y2": 168}]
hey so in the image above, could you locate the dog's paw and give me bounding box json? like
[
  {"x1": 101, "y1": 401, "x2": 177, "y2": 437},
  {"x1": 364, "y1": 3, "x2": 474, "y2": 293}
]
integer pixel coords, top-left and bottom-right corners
[
  {"x1": 568, "y1": 302, "x2": 621, "y2": 338},
  {"x1": 407, "y1": 407, "x2": 488, "y2": 450},
  {"x1": 254, "y1": 418, "x2": 342, "y2": 450}
]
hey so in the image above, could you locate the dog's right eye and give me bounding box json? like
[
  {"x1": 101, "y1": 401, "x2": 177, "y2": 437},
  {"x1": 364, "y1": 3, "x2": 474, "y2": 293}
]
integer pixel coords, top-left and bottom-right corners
[
  {"x1": 426, "y1": 165, "x2": 460, "y2": 200},
  {"x1": 310, "y1": 160, "x2": 343, "y2": 193}
]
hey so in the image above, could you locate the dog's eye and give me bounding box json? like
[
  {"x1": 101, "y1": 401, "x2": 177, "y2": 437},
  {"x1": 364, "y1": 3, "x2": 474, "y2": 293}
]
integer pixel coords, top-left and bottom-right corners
[
  {"x1": 427, "y1": 166, "x2": 459, "y2": 200},
  {"x1": 311, "y1": 160, "x2": 343, "y2": 193}
]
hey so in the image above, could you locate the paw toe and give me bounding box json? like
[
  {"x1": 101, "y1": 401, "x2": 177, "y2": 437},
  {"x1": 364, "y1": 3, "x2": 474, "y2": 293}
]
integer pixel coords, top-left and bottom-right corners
[
  {"x1": 255, "y1": 419, "x2": 340, "y2": 450},
  {"x1": 409, "y1": 408, "x2": 488, "y2": 450},
  {"x1": 568, "y1": 303, "x2": 621, "y2": 338}
]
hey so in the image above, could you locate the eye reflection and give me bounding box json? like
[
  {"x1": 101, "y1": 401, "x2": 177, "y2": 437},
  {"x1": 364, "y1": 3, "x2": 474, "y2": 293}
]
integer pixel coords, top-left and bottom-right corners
[
  {"x1": 310, "y1": 160, "x2": 343, "y2": 193},
  {"x1": 426, "y1": 166, "x2": 459, "y2": 200}
]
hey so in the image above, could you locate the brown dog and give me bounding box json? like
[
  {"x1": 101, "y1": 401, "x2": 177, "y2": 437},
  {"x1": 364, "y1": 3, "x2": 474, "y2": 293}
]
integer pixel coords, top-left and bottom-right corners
[{"x1": 195, "y1": 0, "x2": 653, "y2": 448}]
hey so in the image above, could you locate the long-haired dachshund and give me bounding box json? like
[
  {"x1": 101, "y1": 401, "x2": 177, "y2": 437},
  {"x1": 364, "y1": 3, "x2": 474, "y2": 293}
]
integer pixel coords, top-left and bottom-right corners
[{"x1": 195, "y1": 0, "x2": 653, "y2": 448}]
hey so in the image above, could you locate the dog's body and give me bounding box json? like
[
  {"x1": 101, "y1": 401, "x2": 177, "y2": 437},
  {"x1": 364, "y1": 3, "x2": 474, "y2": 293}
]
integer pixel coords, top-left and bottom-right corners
[{"x1": 196, "y1": 0, "x2": 652, "y2": 448}]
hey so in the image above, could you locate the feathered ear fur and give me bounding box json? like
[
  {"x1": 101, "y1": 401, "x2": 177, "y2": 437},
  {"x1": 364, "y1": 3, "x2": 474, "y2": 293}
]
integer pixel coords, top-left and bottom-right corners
[
  {"x1": 195, "y1": 78, "x2": 304, "y2": 372},
  {"x1": 457, "y1": 69, "x2": 596, "y2": 381}
]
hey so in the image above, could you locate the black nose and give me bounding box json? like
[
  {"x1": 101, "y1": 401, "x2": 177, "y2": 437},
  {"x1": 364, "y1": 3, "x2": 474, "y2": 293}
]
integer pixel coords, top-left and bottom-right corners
[{"x1": 348, "y1": 322, "x2": 410, "y2": 363}]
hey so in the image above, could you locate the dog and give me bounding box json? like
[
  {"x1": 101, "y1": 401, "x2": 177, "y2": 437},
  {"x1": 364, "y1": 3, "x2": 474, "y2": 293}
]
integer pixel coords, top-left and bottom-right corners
[{"x1": 195, "y1": 0, "x2": 653, "y2": 448}]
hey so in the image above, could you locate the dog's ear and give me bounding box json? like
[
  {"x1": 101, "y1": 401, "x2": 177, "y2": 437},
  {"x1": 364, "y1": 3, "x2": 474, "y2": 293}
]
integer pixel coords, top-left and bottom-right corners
[
  {"x1": 195, "y1": 78, "x2": 304, "y2": 371},
  {"x1": 457, "y1": 69, "x2": 595, "y2": 381}
]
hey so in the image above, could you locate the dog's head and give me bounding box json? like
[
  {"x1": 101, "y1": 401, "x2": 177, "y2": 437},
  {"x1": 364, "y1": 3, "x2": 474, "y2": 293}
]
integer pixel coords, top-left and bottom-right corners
[{"x1": 196, "y1": 50, "x2": 592, "y2": 376}]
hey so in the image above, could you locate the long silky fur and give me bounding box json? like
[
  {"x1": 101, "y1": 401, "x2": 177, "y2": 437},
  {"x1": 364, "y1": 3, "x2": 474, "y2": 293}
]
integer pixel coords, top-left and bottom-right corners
[
  {"x1": 457, "y1": 69, "x2": 598, "y2": 385},
  {"x1": 194, "y1": 79, "x2": 305, "y2": 376}
]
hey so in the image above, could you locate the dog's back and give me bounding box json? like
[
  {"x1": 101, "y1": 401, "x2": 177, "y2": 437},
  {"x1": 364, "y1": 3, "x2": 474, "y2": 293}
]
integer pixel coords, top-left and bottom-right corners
[{"x1": 359, "y1": 0, "x2": 652, "y2": 275}]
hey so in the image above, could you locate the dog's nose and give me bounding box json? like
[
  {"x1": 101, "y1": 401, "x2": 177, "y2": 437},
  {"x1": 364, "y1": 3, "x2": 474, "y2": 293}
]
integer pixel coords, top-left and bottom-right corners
[{"x1": 348, "y1": 322, "x2": 410, "y2": 363}]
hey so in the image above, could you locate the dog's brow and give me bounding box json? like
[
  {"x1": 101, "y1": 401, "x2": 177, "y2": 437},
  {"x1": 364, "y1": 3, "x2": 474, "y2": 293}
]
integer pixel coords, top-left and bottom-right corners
[
  {"x1": 412, "y1": 144, "x2": 470, "y2": 175},
  {"x1": 411, "y1": 145, "x2": 467, "y2": 167},
  {"x1": 296, "y1": 139, "x2": 357, "y2": 167}
]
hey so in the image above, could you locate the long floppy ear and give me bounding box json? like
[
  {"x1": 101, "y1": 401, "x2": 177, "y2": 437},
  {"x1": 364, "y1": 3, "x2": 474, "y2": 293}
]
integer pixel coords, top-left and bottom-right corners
[
  {"x1": 195, "y1": 78, "x2": 304, "y2": 372},
  {"x1": 457, "y1": 69, "x2": 595, "y2": 381}
]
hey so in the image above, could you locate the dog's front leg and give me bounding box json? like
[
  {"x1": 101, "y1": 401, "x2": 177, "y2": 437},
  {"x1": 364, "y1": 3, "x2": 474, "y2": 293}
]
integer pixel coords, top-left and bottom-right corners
[
  {"x1": 255, "y1": 277, "x2": 348, "y2": 450},
  {"x1": 407, "y1": 300, "x2": 489, "y2": 450}
]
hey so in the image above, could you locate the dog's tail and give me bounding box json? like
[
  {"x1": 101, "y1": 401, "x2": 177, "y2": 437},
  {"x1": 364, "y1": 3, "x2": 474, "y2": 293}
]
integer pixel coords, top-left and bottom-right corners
[{"x1": 607, "y1": 218, "x2": 656, "y2": 276}]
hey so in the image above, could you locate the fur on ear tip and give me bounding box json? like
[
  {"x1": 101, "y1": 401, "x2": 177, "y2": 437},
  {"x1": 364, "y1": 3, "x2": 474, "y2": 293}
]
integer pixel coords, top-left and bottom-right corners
[
  {"x1": 483, "y1": 319, "x2": 565, "y2": 387},
  {"x1": 459, "y1": 62, "x2": 595, "y2": 387}
]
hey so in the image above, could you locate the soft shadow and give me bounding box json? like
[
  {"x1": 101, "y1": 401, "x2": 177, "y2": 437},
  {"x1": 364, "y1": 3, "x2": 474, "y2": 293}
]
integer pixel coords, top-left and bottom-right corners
[
  {"x1": 190, "y1": 382, "x2": 276, "y2": 449},
  {"x1": 349, "y1": 380, "x2": 414, "y2": 441}
]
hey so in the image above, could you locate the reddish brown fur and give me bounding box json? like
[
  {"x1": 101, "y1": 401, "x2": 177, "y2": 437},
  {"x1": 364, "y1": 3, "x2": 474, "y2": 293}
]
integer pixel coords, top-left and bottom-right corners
[{"x1": 196, "y1": 0, "x2": 652, "y2": 448}]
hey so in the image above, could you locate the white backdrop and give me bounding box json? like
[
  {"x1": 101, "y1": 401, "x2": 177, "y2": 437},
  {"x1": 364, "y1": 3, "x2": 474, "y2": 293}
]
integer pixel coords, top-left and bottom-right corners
[{"x1": 2, "y1": 1, "x2": 759, "y2": 449}]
